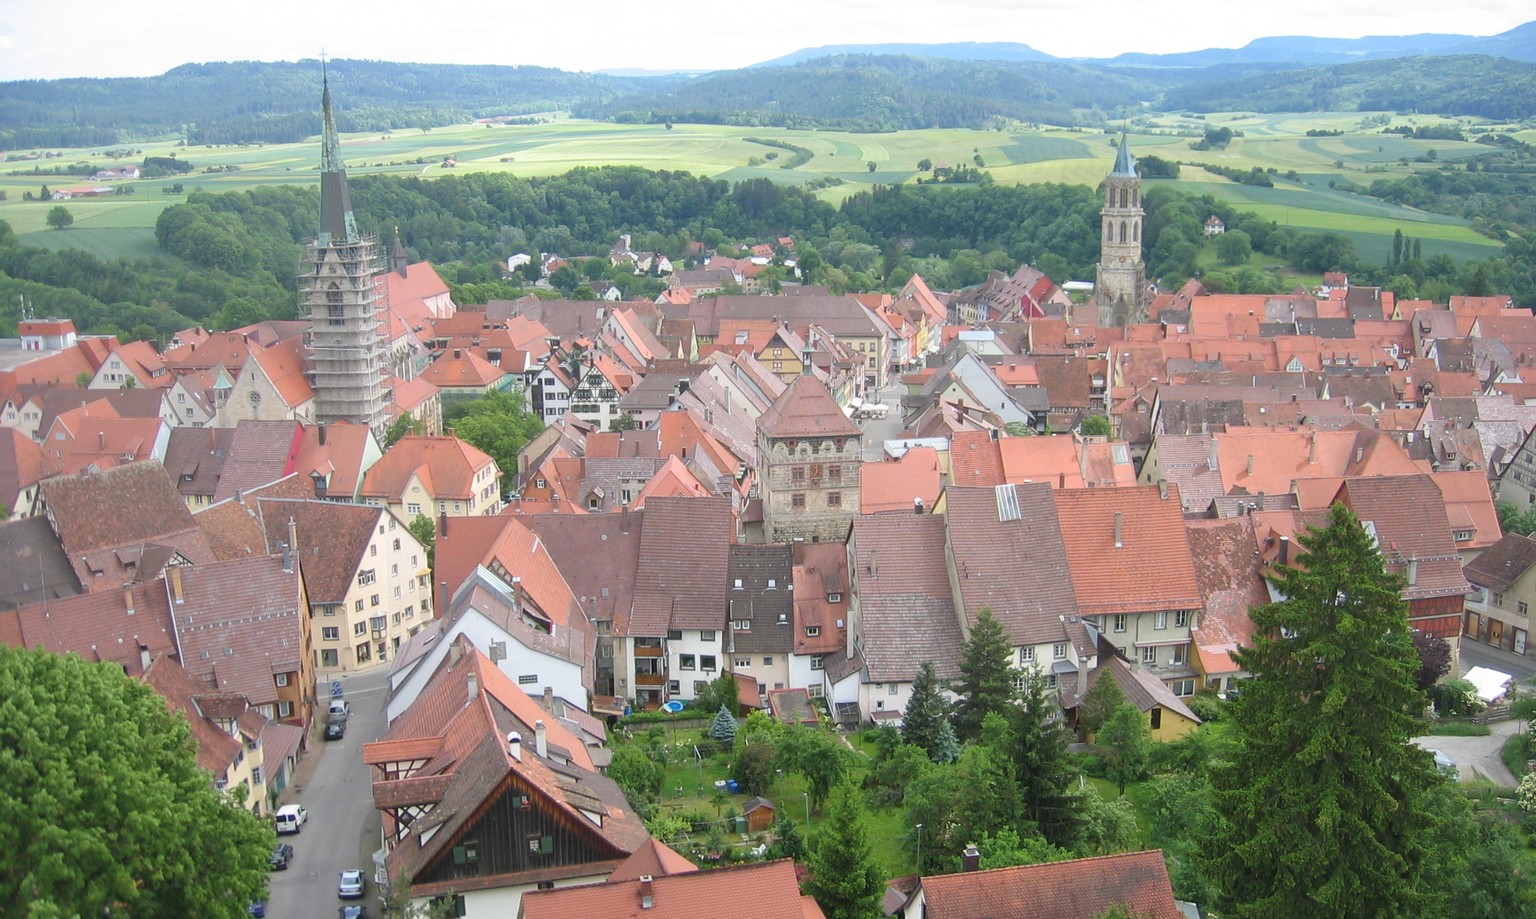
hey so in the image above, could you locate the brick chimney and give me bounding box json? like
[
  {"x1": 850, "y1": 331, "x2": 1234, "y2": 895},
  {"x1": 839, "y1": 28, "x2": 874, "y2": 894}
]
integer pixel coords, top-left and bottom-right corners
[{"x1": 639, "y1": 876, "x2": 655, "y2": 909}]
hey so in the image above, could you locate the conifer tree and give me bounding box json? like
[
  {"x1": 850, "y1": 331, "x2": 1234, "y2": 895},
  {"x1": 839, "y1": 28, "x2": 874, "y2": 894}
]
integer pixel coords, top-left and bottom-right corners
[
  {"x1": 953, "y1": 607, "x2": 1017, "y2": 740},
  {"x1": 1208, "y1": 503, "x2": 1438, "y2": 918},
  {"x1": 806, "y1": 783, "x2": 885, "y2": 919},
  {"x1": 709, "y1": 705, "x2": 737, "y2": 748},
  {"x1": 930, "y1": 718, "x2": 960, "y2": 764},
  {"x1": 1078, "y1": 667, "x2": 1128, "y2": 737},
  {"x1": 1005, "y1": 668, "x2": 1084, "y2": 849},
  {"x1": 902, "y1": 661, "x2": 948, "y2": 758}
]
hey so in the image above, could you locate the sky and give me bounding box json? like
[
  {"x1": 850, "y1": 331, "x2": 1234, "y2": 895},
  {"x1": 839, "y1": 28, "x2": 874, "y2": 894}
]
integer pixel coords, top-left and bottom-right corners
[{"x1": 0, "y1": 0, "x2": 1530, "y2": 81}]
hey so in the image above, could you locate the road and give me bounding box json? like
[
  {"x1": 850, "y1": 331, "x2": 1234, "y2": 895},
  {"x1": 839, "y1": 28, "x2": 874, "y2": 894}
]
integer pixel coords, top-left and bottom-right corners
[
  {"x1": 265, "y1": 666, "x2": 389, "y2": 917},
  {"x1": 1412, "y1": 718, "x2": 1522, "y2": 787},
  {"x1": 858, "y1": 381, "x2": 905, "y2": 461}
]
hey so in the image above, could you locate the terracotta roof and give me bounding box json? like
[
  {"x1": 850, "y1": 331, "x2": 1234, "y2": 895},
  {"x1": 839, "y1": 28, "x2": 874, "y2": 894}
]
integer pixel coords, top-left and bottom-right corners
[
  {"x1": 360, "y1": 435, "x2": 498, "y2": 503},
  {"x1": 791, "y1": 542, "x2": 849, "y2": 656},
  {"x1": 248, "y1": 338, "x2": 313, "y2": 407},
  {"x1": 850, "y1": 513, "x2": 963, "y2": 682},
  {"x1": 1465, "y1": 533, "x2": 1536, "y2": 592},
  {"x1": 0, "y1": 427, "x2": 58, "y2": 511},
  {"x1": 608, "y1": 838, "x2": 697, "y2": 881},
  {"x1": 757, "y1": 375, "x2": 860, "y2": 440},
  {"x1": 292, "y1": 420, "x2": 378, "y2": 502},
  {"x1": 944, "y1": 484, "x2": 1082, "y2": 647},
  {"x1": 212, "y1": 420, "x2": 304, "y2": 503},
  {"x1": 523, "y1": 859, "x2": 819, "y2": 919},
  {"x1": 48, "y1": 415, "x2": 167, "y2": 475},
  {"x1": 142, "y1": 655, "x2": 246, "y2": 777},
  {"x1": 1053, "y1": 485, "x2": 1202, "y2": 618},
  {"x1": 632, "y1": 497, "x2": 732, "y2": 634},
  {"x1": 1332, "y1": 475, "x2": 1469, "y2": 600},
  {"x1": 171, "y1": 556, "x2": 308, "y2": 706},
  {"x1": 161, "y1": 331, "x2": 260, "y2": 373},
  {"x1": 0, "y1": 578, "x2": 175, "y2": 675},
  {"x1": 420, "y1": 349, "x2": 508, "y2": 388},
  {"x1": 257, "y1": 498, "x2": 386, "y2": 603},
  {"x1": 861, "y1": 447, "x2": 943, "y2": 514},
  {"x1": 949, "y1": 430, "x2": 1006, "y2": 487},
  {"x1": 1431, "y1": 470, "x2": 1500, "y2": 550},
  {"x1": 194, "y1": 474, "x2": 315, "y2": 561},
  {"x1": 1186, "y1": 516, "x2": 1265, "y2": 677},
  {"x1": 916, "y1": 850, "x2": 1180, "y2": 919}
]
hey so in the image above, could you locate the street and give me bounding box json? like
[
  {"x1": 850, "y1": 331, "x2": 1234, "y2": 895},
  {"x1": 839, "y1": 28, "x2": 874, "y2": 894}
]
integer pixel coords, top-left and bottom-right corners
[
  {"x1": 265, "y1": 667, "x2": 389, "y2": 917},
  {"x1": 859, "y1": 381, "x2": 905, "y2": 461}
]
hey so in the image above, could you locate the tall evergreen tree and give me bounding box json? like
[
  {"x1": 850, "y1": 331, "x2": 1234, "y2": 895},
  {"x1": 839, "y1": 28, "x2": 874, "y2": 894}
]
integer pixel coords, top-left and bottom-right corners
[
  {"x1": 902, "y1": 661, "x2": 948, "y2": 759},
  {"x1": 1078, "y1": 667, "x2": 1129, "y2": 737},
  {"x1": 1005, "y1": 669, "x2": 1084, "y2": 849},
  {"x1": 1207, "y1": 503, "x2": 1438, "y2": 918},
  {"x1": 807, "y1": 783, "x2": 885, "y2": 919},
  {"x1": 953, "y1": 607, "x2": 1017, "y2": 740}
]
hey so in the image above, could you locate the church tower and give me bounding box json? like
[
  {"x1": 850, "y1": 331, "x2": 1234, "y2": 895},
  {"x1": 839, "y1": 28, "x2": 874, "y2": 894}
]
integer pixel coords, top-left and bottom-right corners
[
  {"x1": 300, "y1": 69, "x2": 388, "y2": 434},
  {"x1": 1094, "y1": 133, "x2": 1147, "y2": 328}
]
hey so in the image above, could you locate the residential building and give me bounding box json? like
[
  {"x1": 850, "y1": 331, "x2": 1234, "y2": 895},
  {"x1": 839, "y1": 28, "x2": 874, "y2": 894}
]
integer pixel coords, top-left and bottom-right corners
[
  {"x1": 789, "y1": 542, "x2": 849, "y2": 697},
  {"x1": 360, "y1": 434, "x2": 503, "y2": 518},
  {"x1": 143, "y1": 656, "x2": 272, "y2": 815},
  {"x1": 1464, "y1": 533, "x2": 1536, "y2": 656},
  {"x1": 900, "y1": 849, "x2": 1182, "y2": 919},
  {"x1": 726, "y1": 544, "x2": 796, "y2": 704},
  {"x1": 520, "y1": 859, "x2": 822, "y2": 919},
  {"x1": 756, "y1": 374, "x2": 862, "y2": 545}
]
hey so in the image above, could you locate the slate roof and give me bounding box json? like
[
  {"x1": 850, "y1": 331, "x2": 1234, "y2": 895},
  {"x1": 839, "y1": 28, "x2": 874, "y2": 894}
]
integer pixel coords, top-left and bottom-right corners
[
  {"x1": 1069, "y1": 655, "x2": 1201, "y2": 726},
  {"x1": 728, "y1": 544, "x2": 795, "y2": 654},
  {"x1": 0, "y1": 578, "x2": 175, "y2": 675},
  {"x1": 631, "y1": 496, "x2": 732, "y2": 635},
  {"x1": 257, "y1": 498, "x2": 384, "y2": 604},
  {"x1": 944, "y1": 484, "x2": 1081, "y2": 647},
  {"x1": 1462, "y1": 533, "x2": 1536, "y2": 592},
  {"x1": 916, "y1": 849, "x2": 1180, "y2": 919},
  {"x1": 757, "y1": 374, "x2": 860, "y2": 440},
  {"x1": 1053, "y1": 485, "x2": 1203, "y2": 618},
  {"x1": 850, "y1": 513, "x2": 963, "y2": 682},
  {"x1": 520, "y1": 510, "x2": 644, "y2": 636},
  {"x1": 0, "y1": 516, "x2": 81, "y2": 607},
  {"x1": 523, "y1": 860, "x2": 820, "y2": 919},
  {"x1": 171, "y1": 556, "x2": 307, "y2": 705}
]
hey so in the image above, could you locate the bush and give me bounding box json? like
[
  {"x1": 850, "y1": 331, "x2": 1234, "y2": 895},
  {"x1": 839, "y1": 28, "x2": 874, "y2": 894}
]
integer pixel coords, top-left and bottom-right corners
[
  {"x1": 1080, "y1": 754, "x2": 1105, "y2": 778},
  {"x1": 1433, "y1": 679, "x2": 1485, "y2": 716},
  {"x1": 1518, "y1": 773, "x2": 1536, "y2": 813},
  {"x1": 1185, "y1": 694, "x2": 1223, "y2": 723},
  {"x1": 1502, "y1": 732, "x2": 1534, "y2": 779},
  {"x1": 1422, "y1": 721, "x2": 1491, "y2": 736}
]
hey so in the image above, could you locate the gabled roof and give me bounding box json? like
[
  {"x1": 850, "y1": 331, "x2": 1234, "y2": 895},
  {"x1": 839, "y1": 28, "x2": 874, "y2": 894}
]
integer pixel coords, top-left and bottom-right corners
[
  {"x1": 632, "y1": 497, "x2": 732, "y2": 634},
  {"x1": 248, "y1": 338, "x2": 314, "y2": 408},
  {"x1": 0, "y1": 427, "x2": 59, "y2": 510},
  {"x1": 213, "y1": 420, "x2": 304, "y2": 503},
  {"x1": 791, "y1": 542, "x2": 848, "y2": 657},
  {"x1": 608, "y1": 837, "x2": 696, "y2": 881},
  {"x1": 0, "y1": 578, "x2": 174, "y2": 675},
  {"x1": 1331, "y1": 474, "x2": 1469, "y2": 600},
  {"x1": 1071, "y1": 655, "x2": 1201, "y2": 725},
  {"x1": 256, "y1": 498, "x2": 386, "y2": 604},
  {"x1": 915, "y1": 849, "x2": 1180, "y2": 919},
  {"x1": 757, "y1": 374, "x2": 861, "y2": 440},
  {"x1": 1186, "y1": 516, "x2": 1265, "y2": 677},
  {"x1": 1464, "y1": 533, "x2": 1536, "y2": 592},
  {"x1": 1053, "y1": 485, "x2": 1202, "y2": 617},
  {"x1": 523, "y1": 859, "x2": 818, "y2": 919},
  {"x1": 944, "y1": 484, "x2": 1082, "y2": 647},
  {"x1": 419, "y1": 349, "x2": 508, "y2": 388},
  {"x1": 0, "y1": 516, "x2": 81, "y2": 607},
  {"x1": 142, "y1": 655, "x2": 247, "y2": 777},
  {"x1": 860, "y1": 447, "x2": 943, "y2": 514},
  {"x1": 850, "y1": 513, "x2": 963, "y2": 682},
  {"x1": 520, "y1": 510, "x2": 644, "y2": 635},
  {"x1": 171, "y1": 556, "x2": 307, "y2": 701},
  {"x1": 193, "y1": 474, "x2": 315, "y2": 562},
  {"x1": 728, "y1": 544, "x2": 795, "y2": 654},
  {"x1": 162, "y1": 427, "x2": 236, "y2": 499},
  {"x1": 360, "y1": 435, "x2": 498, "y2": 502}
]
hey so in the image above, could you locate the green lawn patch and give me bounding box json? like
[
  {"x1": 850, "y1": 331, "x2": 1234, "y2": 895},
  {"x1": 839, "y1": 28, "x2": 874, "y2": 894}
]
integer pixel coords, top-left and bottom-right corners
[
  {"x1": 1419, "y1": 721, "x2": 1492, "y2": 736},
  {"x1": 1501, "y1": 732, "x2": 1531, "y2": 780}
]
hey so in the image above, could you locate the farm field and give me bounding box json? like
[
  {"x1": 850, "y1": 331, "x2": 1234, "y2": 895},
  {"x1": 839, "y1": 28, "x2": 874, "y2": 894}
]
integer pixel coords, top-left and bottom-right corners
[{"x1": 0, "y1": 112, "x2": 1507, "y2": 264}]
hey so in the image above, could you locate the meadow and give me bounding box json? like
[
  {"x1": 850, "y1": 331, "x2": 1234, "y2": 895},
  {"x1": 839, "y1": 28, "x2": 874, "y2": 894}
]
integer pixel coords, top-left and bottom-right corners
[{"x1": 0, "y1": 111, "x2": 1509, "y2": 266}]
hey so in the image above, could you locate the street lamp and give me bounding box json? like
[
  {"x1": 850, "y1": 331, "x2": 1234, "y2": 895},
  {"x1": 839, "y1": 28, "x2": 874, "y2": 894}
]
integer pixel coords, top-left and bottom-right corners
[
  {"x1": 776, "y1": 768, "x2": 785, "y2": 805},
  {"x1": 915, "y1": 823, "x2": 924, "y2": 877},
  {"x1": 803, "y1": 791, "x2": 810, "y2": 829}
]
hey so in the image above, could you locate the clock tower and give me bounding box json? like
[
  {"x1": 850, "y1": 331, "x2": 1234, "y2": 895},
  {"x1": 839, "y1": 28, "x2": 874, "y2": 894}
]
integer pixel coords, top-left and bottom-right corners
[{"x1": 1094, "y1": 132, "x2": 1147, "y2": 328}]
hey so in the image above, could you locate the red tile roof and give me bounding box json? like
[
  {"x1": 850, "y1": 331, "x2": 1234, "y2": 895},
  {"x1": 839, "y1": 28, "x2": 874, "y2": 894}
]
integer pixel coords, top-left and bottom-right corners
[
  {"x1": 523, "y1": 859, "x2": 819, "y2": 919},
  {"x1": 916, "y1": 850, "x2": 1180, "y2": 919},
  {"x1": 1053, "y1": 485, "x2": 1202, "y2": 617},
  {"x1": 632, "y1": 496, "x2": 732, "y2": 634},
  {"x1": 1, "y1": 580, "x2": 176, "y2": 675},
  {"x1": 361, "y1": 434, "x2": 498, "y2": 503},
  {"x1": 758, "y1": 375, "x2": 860, "y2": 440},
  {"x1": 1186, "y1": 516, "x2": 1265, "y2": 677},
  {"x1": 849, "y1": 513, "x2": 963, "y2": 682},
  {"x1": 171, "y1": 556, "x2": 308, "y2": 707}
]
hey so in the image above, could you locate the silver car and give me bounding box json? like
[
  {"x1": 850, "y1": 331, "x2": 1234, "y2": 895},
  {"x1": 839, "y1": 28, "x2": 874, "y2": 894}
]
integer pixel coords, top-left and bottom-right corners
[{"x1": 338, "y1": 868, "x2": 365, "y2": 899}]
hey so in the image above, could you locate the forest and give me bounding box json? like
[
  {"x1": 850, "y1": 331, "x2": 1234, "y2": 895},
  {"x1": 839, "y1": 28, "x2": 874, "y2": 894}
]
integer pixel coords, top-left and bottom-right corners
[{"x1": 0, "y1": 163, "x2": 1530, "y2": 347}]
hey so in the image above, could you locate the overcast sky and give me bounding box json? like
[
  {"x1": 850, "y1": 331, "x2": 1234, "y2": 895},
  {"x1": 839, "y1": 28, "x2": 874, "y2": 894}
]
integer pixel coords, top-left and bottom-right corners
[{"x1": 0, "y1": 1, "x2": 1529, "y2": 81}]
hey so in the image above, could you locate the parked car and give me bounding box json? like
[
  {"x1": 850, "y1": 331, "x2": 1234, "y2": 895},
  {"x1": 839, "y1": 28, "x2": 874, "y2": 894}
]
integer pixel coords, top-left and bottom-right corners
[
  {"x1": 338, "y1": 868, "x2": 365, "y2": 899},
  {"x1": 1428, "y1": 748, "x2": 1458, "y2": 778},
  {"x1": 339, "y1": 907, "x2": 369, "y2": 919},
  {"x1": 325, "y1": 719, "x2": 346, "y2": 741},
  {"x1": 269, "y1": 842, "x2": 294, "y2": 869},
  {"x1": 274, "y1": 804, "x2": 307, "y2": 835},
  {"x1": 246, "y1": 902, "x2": 267, "y2": 918},
  {"x1": 329, "y1": 699, "x2": 351, "y2": 720}
]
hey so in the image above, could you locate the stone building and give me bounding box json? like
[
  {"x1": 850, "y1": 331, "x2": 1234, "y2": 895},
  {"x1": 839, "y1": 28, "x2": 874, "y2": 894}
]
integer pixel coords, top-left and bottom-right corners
[
  {"x1": 756, "y1": 374, "x2": 862, "y2": 544},
  {"x1": 1095, "y1": 132, "x2": 1148, "y2": 328}
]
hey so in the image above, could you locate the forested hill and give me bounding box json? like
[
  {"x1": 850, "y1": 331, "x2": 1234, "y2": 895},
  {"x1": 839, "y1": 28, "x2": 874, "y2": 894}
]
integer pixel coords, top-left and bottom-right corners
[
  {"x1": 1162, "y1": 55, "x2": 1536, "y2": 120},
  {"x1": 574, "y1": 56, "x2": 1163, "y2": 131},
  {"x1": 0, "y1": 59, "x2": 655, "y2": 149}
]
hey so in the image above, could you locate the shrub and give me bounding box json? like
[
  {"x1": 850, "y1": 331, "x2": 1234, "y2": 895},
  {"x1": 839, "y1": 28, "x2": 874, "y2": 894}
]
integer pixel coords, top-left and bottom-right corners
[
  {"x1": 1423, "y1": 721, "x2": 1490, "y2": 736},
  {"x1": 1080, "y1": 754, "x2": 1105, "y2": 778},
  {"x1": 1517, "y1": 773, "x2": 1536, "y2": 813},
  {"x1": 1185, "y1": 694, "x2": 1223, "y2": 723},
  {"x1": 1434, "y1": 679, "x2": 1485, "y2": 716},
  {"x1": 1502, "y1": 732, "x2": 1534, "y2": 779}
]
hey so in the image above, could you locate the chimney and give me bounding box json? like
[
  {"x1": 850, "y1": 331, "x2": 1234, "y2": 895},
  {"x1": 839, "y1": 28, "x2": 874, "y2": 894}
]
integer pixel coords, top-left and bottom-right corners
[
  {"x1": 963, "y1": 846, "x2": 981, "y2": 872},
  {"x1": 1113, "y1": 511, "x2": 1123, "y2": 549},
  {"x1": 450, "y1": 640, "x2": 464, "y2": 664},
  {"x1": 138, "y1": 644, "x2": 151, "y2": 673},
  {"x1": 124, "y1": 587, "x2": 135, "y2": 615},
  {"x1": 318, "y1": 423, "x2": 327, "y2": 446},
  {"x1": 535, "y1": 719, "x2": 548, "y2": 758},
  {"x1": 169, "y1": 567, "x2": 184, "y2": 605},
  {"x1": 914, "y1": 497, "x2": 924, "y2": 515},
  {"x1": 639, "y1": 876, "x2": 655, "y2": 910},
  {"x1": 453, "y1": 348, "x2": 462, "y2": 359},
  {"x1": 467, "y1": 672, "x2": 478, "y2": 704},
  {"x1": 97, "y1": 430, "x2": 105, "y2": 450},
  {"x1": 1279, "y1": 536, "x2": 1290, "y2": 565},
  {"x1": 507, "y1": 731, "x2": 522, "y2": 762},
  {"x1": 543, "y1": 685, "x2": 555, "y2": 713},
  {"x1": 1407, "y1": 557, "x2": 1419, "y2": 587},
  {"x1": 511, "y1": 576, "x2": 523, "y2": 612},
  {"x1": 1355, "y1": 447, "x2": 1364, "y2": 464},
  {"x1": 1246, "y1": 455, "x2": 1254, "y2": 477},
  {"x1": 281, "y1": 541, "x2": 292, "y2": 574},
  {"x1": 1308, "y1": 433, "x2": 1316, "y2": 464},
  {"x1": 621, "y1": 501, "x2": 631, "y2": 533},
  {"x1": 1158, "y1": 480, "x2": 1168, "y2": 500},
  {"x1": 1058, "y1": 471, "x2": 1066, "y2": 489},
  {"x1": 286, "y1": 516, "x2": 298, "y2": 572},
  {"x1": 1208, "y1": 439, "x2": 1219, "y2": 470}
]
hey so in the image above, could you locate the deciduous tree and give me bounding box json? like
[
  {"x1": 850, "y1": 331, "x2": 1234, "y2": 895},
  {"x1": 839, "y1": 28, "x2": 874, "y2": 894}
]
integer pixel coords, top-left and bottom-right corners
[
  {"x1": 1097, "y1": 702, "x2": 1149, "y2": 796},
  {"x1": 0, "y1": 647, "x2": 272, "y2": 917},
  {"x1": 1078, "y1": 668, "x2": 1128, "y2": 737},
  {"x1": 1207, "y1": 503, "x2": 1438, "y2": 918},
  {"x1": 45, "y1": 205, "x2": 73, "y2": 230}
]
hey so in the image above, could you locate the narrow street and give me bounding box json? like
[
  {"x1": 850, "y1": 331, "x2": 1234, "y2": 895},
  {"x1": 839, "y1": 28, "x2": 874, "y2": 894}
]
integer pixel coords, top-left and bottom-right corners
[{"x1": 265, "y1": 667, "x2": 389, "y2": 916}]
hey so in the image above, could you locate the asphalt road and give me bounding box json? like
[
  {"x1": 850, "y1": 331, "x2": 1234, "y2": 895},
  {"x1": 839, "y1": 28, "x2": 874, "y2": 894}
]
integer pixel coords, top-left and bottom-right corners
[
  {"x1": 265, "y1": 667, "x2": 389, "y2": 917},
  {"x1": 859, "y1": 382, "x2": 905, "y2": 461}
]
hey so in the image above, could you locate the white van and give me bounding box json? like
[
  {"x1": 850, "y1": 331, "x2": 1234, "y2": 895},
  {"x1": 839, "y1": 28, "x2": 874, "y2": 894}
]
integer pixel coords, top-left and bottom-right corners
[{"x1": 274, "y1": 804, "x2": 307, "y2": 835}]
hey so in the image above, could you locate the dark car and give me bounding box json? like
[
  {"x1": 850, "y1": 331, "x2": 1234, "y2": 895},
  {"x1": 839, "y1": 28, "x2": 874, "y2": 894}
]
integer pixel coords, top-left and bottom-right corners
[
  {"x1": 324, "y1": 719, "x2": 346, "y2": 741},
  {"x1": 339, "y1": 907, "x2": 369, "y2": 919},
  {"x1": 269, "y1": 842, "x2": 294, "y2": 870},
  {"x1": 247, "y1": 903, "x2": 267, "y2": 918}
]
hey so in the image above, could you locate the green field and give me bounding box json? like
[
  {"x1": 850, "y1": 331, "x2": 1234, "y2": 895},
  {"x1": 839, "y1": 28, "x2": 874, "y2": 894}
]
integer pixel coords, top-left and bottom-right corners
[{"x1": 0, "y1": 111, "x2": 1508, "y2": 264}]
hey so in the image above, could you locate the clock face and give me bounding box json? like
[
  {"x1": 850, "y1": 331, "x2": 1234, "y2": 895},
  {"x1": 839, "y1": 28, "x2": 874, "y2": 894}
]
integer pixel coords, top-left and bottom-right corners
[{"x1": 1118, "y1": 256, "x2": 1127, "y2": 264}]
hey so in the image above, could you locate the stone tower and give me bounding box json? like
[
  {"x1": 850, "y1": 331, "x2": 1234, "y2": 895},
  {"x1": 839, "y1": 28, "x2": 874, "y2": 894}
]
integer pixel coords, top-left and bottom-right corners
[
  {"x1": 756, "y1": 374, "x2": 862, "y2": 544},
  {"x1": 301, "y1": 69, "x2": 388, "y2": 434},
  {"x1": 1094, "y1": 132, "x2": 1147, "y2": 328}
]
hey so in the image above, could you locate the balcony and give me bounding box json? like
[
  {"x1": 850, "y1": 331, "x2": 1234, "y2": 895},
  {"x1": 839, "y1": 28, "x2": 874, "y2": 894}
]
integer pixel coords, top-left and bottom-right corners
[
  {"x1": 634, "y1": 673, "x2": 668, "y2": 687},
  {"x1": 634, "y1": 645, "x2": 664, "y2": 658}
]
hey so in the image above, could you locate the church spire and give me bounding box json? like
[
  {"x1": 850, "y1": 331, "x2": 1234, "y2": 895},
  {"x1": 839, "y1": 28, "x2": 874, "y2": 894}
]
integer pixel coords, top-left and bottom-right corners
[
  {"x1": 1111, "y1": 130, "x2": 1137, "y2": 178},
  {"x1": 318, "y1": 63, "x2": 358, "y2": 245}
]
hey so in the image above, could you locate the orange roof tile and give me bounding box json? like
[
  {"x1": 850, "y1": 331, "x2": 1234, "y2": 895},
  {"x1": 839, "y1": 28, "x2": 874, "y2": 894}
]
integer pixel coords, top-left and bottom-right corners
[
  {"x1": 1053, "y1": 485, "x2": 1202, "y2": 617},
  {"x1": 860, "y1": 446, "x2": 943, "y2": 513}
]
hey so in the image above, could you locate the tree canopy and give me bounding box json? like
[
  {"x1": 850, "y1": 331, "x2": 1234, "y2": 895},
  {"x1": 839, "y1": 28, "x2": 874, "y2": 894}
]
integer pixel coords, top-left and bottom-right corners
[
  {"x1": 0, "y1": 647, "x2": 273, "y2": 918},
  {"x1": 1207, "y1": 503, "x2": 1439, "y2": 918},
  {"x1": 806, "y1": 783, "x2": 885, "y2": 919},
  {"x1": 952, "y1": 607, "x2": 1017, "y2": 741}
]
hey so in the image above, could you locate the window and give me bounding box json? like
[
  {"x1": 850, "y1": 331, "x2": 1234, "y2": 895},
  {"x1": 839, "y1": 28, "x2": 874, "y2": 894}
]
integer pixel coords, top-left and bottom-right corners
[
  {"x1": 1113, "y1": 614, "x2": 1127, "y2": 633},
  {"x1": 733, "y1": 619, "x2": 751, "y2": 631},
  {"x1": 354, "y1": 621, "x2": 367, "y2": 636},
  {"x1": 393, "y1": 538, "x2": 401, "y2": 551},
  {"x1": 828, "y1": 465, "x2": 841, "y2": 484},
  {"x1": 1052, "y1": 643, "x2": 1067, "y2": 660},
  {"x1": 767, "y1": 578, "x2": 778, "y2": 589},
  {"x1": 321, "y1": 649, "x2": 338, "y2": 667},
  {"x1": 371, "y1": 594, "x2": 381, "y2": 607},
  {"x1": 1171, "y1": 645, "x2": 1188, "y2": 666},
  {"x1": 827, "y1": 492, "x2": 841, "y2": 508},
  {"x1": 680, "y1": 654, "x2": 697, "y2": 670},
  {"x1": 667, "y1": 680, "x2": 680, "y2": 694},
  {"x1": 407, "y1": 502, "x2": 421, "y2": 515},
  {"x1": 828, "y1": 592, "x2": 842, "y2": 603},
  {"x1": 526, "y1": 835, "x2": 553, "y2": 855},
  {"x1": 1046, "y1": 673, "x2": 1058, "y2": 689},
  {"x1": 322, "y1": 627, "x2": 339, "y2": 641},
  {"x1": 1494, "y1": 592, "x2": 1505, "y2": 607},
  {"x1": 667, "y1": 629, "x2": 683, "y2": 641},
  {"x1": 1154, "y1": 611, "x2": 1167, "y2": 630},
  {"x1": 355, "y1": 642, "x2": 371, "y2": 663},
  {"x1": 1175, "y1": 610, "x2": 1190, "y2": 628},
  {"x1": 693, "y1": 680, "x2": 709, "y2": 694},
  {"x1": 370, "y1": 545, "x2": 378, "y2": 557},
  {"x1": 733, "y1": 578, "x2": 743, "y2": 590},
  {"x1": 358, "y1": 569, "x2": 376, "y2": 586},
  {"x1": 701, "y1": 655, "x2": 717, "y2": 671},
  {"x1": 792, "y1": 493, "x2": 806, "y2": 509},
  {"x1": 811, "y1": 655, "x2": 825, "y2": 670},
  {"x1": 322, "y1": 605, "x2": 337, "y2": 617},
  {"x1": 1150, "y1": 708, "x2": 1163, "y2": 730},
  {"x1": 887, "y1": 683, "x2": 898, "y2": 695},
  {"x1": 275, "y1": 672, "x2": 289, "y2": 687},
  {"x1": 354, "y1": 599, "x2": 364, "y2": 613},
  {"x1": 278, "y1": 701, "x2": 292, "y2": 718},
  {"x1": 735, "y1": 658, "x2": 750, "y2": 668},
  {"x1": 1019, "y1": 646, "x2": 1035, "y2": 664},
  {"x1": 1523, "y1": 602, "x2": 1531, "y2": 617},
  {"x1": 1141, "y1": 646, "x2": 1157, "y2": 664},
  {"x1": 391, "y1": 564, "x2": 398, "y2": 577},
  {"x1": 791, "y1": 466, "x2": 805, "y2": 483},
  {"x1": 518, "y1": 674, "x2": 538, "y2": 685},
  {"x1": 701, "y1": 630, "x2": 716, "y2": 642},
  {"x1": 763, "y1": 656, "x2": 774, "y2": 666},
  {"x1": 806, "y1": 626, "x2": 821, "y2": 638},
  {"x1": 370, "y1": 615, "x2": 387, "y2": 632}
]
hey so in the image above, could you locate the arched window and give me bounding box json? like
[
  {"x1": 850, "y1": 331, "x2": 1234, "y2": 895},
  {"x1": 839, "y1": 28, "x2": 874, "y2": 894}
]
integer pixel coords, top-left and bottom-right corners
[
  {"x1": 1119, "y1": 222, "x2": 1127, "y2": 244},
  {"x1": 1106, "y1": 222, "x2": 1113, "y2": 242},
  {"x1": 1133, "y1": 223, "x2": 1139, "y2": 242},
  {"x1": 1119, "y1": 188, "x2": 1128, "y2": 208}
]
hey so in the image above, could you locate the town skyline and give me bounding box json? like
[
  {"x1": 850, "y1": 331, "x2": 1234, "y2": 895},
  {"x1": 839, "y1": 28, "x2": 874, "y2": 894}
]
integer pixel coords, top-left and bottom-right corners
[{"x1": 0, "y1": 0, "x2": 1529, "y2": 82}]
